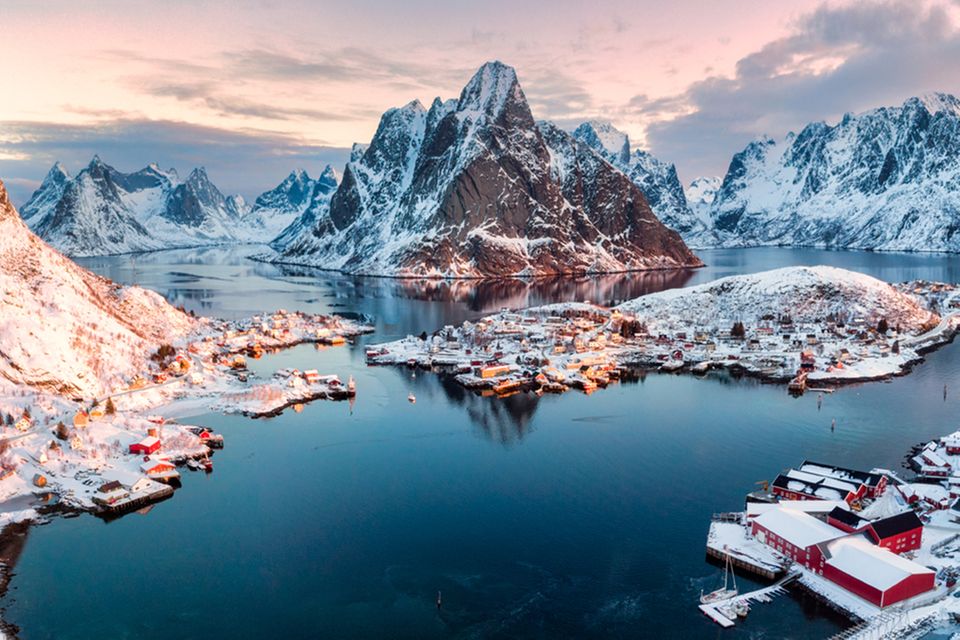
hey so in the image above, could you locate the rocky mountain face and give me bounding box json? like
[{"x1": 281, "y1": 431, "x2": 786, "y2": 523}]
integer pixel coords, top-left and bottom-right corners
[
  {"x1": 274, "y1": 61, "x2": 701, "y2": 277},
  {"x1": 707, "y1": 93, "x2": 960, "y2": 251},
  {"x1": 249, "y1": 166, "x2": 340, "y2": 243},
  {"x1": 20, "y1": 157, "x2": 255, "y2": 257},
  {"x1": 0, "y1": 177, "x2": 195, "y2": 397},
  {"x1": 571, "y1": 121, "x2": 710, "y2": 241}
]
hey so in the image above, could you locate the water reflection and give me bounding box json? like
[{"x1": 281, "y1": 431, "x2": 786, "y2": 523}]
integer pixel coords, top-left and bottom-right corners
[{"x1": 436, "y1": 376, "x2": 540, "y2": 445}]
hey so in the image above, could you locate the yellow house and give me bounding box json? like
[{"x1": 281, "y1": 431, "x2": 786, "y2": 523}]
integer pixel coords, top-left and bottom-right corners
[{"x1": 73, "y1": 411, "x2": 89, "y2": 429}]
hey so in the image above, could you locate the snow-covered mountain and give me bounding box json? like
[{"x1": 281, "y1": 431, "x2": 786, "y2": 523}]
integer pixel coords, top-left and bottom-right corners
[
  {"x1": 273, "y1": 61, "x2": 701, "y2": 277},
  {"x1": 0, "y1": 177, "x2": 196, "y2": 398},
  {"x1": 20, "y1": 157, "x2": 256, "y2": 257},
  {"x1": 685, "y1": 176, "x2": 721, "y2": 217},
  {"x1": 571, "y1": 121, "x2": 709, "y2": 241},
  {"x1": 247, "y1": 166, "x2": 340, "y2": 244},
  {"x1": 618, "y1": 265, "x2": 938, "y2": 333},
  {"x1": 708, "y1": 93, "x2": 960, "y2": 251}
]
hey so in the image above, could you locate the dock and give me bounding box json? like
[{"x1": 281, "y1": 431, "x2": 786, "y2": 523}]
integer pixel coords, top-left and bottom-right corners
[
  {"x1": 706, "y1": 516, "x2": 788, "y2": 580},
  {"x1": 700, "y1": 571, "x2": 799, "y2": 628}
]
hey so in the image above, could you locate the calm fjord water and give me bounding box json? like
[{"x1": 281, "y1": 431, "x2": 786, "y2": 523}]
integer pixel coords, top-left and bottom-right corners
[{"x1": 6, "y1": 247, "x2": 960, "y2": 639}]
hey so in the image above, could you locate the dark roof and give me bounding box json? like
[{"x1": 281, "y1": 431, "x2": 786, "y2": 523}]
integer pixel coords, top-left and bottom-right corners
[
  {"x1": 828, "y1": 506, "x2": 866, "y2": 529},
  {"x1": 800, "y1": 460, "x2": 884, "y2": 487},
  {"x1": 99, "y1": 480, "x2": 122, "y2": 493},
  {"x1": 869, "y1": 511, "x2": 923, "y2": 539}
]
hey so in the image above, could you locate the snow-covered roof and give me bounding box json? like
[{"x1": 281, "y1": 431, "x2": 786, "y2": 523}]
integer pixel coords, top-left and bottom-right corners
[
  {"x1": 747, "y1": 500, "x2": 849, "y2": 518},
  {"x1": 754, "y1": 507, "x2": 845, "y2": 549},
  {"x1": 824, "y1": 536, "x2": 933, "y2": 591},
  {"x1": 140, "y1": 459, "x2": 173, "y2": 471},
  {"x1": 138, "y1": 435, "x2": 160, "y2": 447}
]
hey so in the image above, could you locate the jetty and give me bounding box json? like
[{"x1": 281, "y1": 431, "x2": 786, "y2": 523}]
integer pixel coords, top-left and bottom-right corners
[{"x1": 700, "y1": 572, "x2": 800, "y2": 628}]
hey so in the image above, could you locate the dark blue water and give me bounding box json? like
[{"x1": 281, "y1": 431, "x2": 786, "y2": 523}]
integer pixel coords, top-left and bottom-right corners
[{"x1": 5, "y1": 247, "x2": 960, "y2": 639}]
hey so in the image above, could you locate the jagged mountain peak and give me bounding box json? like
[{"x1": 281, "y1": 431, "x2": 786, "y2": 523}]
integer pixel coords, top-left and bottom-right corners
[
  {"x1": 908, "y1": 92, "x2": 960, "y2": 117},
  {"x1": 317, "y1": 165, "x2": 339, "y2": 190},
  {"x1": 273, "y1": 61, "x2": 701, "y2": 277},
  {"x1": 186, "y1": 166, "x2": 212, "y2": 185},
  {"x1": 573, "y1": 120, "x2": 631, "y2": 162},
  {"x1": 47, "y1": 161, "x2": 71, "y2": 182},
  {"x1": 457, "y1": 60, "x2": 526, "y2": 120}
]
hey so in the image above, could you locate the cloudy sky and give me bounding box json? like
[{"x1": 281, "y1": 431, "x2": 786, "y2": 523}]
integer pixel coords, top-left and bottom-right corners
[{"x1": 2, "y1": 0, "x2": 959, "y2": 204}]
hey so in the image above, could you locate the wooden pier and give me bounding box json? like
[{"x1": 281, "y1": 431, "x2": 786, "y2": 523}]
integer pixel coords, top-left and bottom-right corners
[
  {"x1": 700, "y1": 571, "x2": 799, "y2": 628},
  {"x1": 705, "y1": 517, "x2": 788, "y2": 580},
  {"x1": 97, "y1": 485, "x2": 174, "y2": 520}
]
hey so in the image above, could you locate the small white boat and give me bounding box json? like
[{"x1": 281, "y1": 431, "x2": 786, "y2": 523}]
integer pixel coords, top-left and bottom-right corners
[
  {"x1": 700, "y1": 551, "x2": 738, "y2": 604},
  {"x1": 347, "y1": 376, "x2": 356, "y2": 393},
  {"x1": 692, "y1": 361, "x2": 711, "y2": 374},
  {"x1": 186, "y1": 458, "x2": 202, "y2": 471},
  {"x1": 408, "y1": 393, "x2": 416, "y2": 404}
]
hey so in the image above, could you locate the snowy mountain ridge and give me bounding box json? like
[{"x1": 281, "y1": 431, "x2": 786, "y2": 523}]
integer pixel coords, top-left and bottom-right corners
[
  {"x1": 273, "y1": 61, "x2": 701, "y2": 277},
  {"x1": 705, "y1": 92, "x2": 960, "y2": 252},
  {"x1": 571, "y1": 121, "x2": 711, "y2": 243},
  {"x1": 20, "y1": 157, "x2": 282, "y2": 257}
]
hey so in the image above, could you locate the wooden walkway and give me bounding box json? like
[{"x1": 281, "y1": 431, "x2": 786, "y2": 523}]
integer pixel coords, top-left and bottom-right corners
[{"x1": 700, "y1": 572, "x2": 800, "y2": 628}]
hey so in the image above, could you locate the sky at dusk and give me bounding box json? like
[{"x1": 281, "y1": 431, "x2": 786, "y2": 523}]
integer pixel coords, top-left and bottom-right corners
[{"x1": 2, "y1": 0, "x2": 960, "y2": 204}]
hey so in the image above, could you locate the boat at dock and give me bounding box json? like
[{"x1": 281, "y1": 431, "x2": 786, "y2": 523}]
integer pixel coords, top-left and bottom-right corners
[{"x1": 701, "y1": 550, "x2": 738, "y2": 604}]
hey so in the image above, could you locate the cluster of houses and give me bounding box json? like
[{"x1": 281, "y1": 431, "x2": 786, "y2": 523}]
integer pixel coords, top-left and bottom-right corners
[
  {"x1": 747, "y1": 461, "x2": 938, "y2": 608},
  {"x1": 368, "y1": 301, "x2": 922, "y2": 398},
  {"x1": 132, "y1": 309, "x2": 372, "y2": 391}
]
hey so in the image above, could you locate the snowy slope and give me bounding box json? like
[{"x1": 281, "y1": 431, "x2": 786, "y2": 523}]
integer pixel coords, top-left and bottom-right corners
[
  {"x1": 0, "y1": 177, "x2": 196, "y2": 397},
  {"x1": 572, "y1": 121, "x2": 709, "y2": 241},
  {"x1": 20, "y1": 157, "x2": 256, "y2": 257},
  {"x1": 274, "y1": 61, "x2": 701, "y2": 277},
  {"x1": 709, "y1": 93, "x2": 960, "y2": 251},
  {"x1": 618, "y1": 266, "x2": 938, "y2": 332}
]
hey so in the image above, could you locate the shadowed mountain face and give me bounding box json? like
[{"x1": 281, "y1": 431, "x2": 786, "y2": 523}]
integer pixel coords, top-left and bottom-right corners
[{"x1": 273, "y1": 61, "x2": 702, "y2": 278}]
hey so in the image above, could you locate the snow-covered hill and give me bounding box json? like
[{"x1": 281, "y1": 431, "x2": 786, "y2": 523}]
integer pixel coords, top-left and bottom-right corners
[
  {"x1": 708, "y1": 93, "x2": 960, "y2": 251},
  {"x1": 20, "y1": 157, "x2": 258, "y2": 257},
  {"x1": 272, "y1": 61, "x2": 701, "y2": 277},
  {"x1": 618, "y1": 266, "x2": 939, "y2": 333},
  {"x1": 0, "y1": 177, "x2": 196, "y2": 397},
  {"x1": 572, "y1": 121, "x2": 710, "y2": 242}
]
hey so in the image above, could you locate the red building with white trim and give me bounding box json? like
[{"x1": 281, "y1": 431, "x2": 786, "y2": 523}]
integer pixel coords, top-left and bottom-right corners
[
  {"x1": 818, "y1": 536, "x2": 935, "y2": 608},
  {"x1": 129, "y1": 436, "x2": 161, "y2": 455}
]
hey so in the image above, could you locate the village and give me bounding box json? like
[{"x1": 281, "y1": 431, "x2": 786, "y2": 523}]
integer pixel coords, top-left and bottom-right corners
[
  {"x1": 0, "y1": 309, "x2": 372, "y2": 525},
  {"x1": 365, "y1": 277, "x2": 960, "y2": 400},
  {"x1": 700, "y1": 429, "x2": 960, "y2": 637}
]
